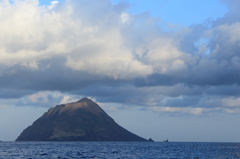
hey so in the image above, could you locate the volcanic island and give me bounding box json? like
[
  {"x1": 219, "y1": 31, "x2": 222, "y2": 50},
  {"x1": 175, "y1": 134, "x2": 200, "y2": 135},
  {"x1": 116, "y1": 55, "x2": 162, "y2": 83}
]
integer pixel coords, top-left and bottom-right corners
[{"x1": 16, "y1": 98, "x2": 153, "y2": 142}]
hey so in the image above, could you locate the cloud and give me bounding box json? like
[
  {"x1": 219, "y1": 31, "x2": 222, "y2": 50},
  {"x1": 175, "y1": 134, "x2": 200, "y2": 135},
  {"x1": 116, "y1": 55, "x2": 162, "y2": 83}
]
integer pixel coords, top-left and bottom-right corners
[
  {"x1": 0, "y1": 0, "x2": 153, "y2": 79},
  {"x1": 148, "y1": 106, "x2": 204, "y2": 115},
  {"x1": 215, "y1": 0, "x2": 240, "y2": 26},
  {"x1": 48, "y1": 1, "x2": 59, "y2": 9},
  {"x1": 0, "y1": 105, "x2": 7, "y2": 110},
  {"x1": 14, "y1": 91, "x2": 81, "y2": 107},
  {"x1": 1, "y1": 0, "x2": 240, "y2": 115}
]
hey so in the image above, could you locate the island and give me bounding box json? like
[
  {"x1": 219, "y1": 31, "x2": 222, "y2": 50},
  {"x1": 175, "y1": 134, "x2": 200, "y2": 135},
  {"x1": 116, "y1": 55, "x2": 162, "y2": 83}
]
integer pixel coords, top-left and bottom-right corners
[{"x1": 16, "y1": 98, "x2": 152, "y2": 142}]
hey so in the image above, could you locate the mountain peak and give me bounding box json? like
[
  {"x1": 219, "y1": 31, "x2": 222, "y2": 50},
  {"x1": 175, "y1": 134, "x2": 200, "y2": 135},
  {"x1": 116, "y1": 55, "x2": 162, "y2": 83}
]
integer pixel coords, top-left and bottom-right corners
[
  {"x1": 77, "y1": 97, "x2": 94, "y2": 103},
  {"x1": 60, "y1": 98, "x2": 103, "y2": 116},
  {"x1": 16, "y1": 98, "x2": 149, "y2": 142}
]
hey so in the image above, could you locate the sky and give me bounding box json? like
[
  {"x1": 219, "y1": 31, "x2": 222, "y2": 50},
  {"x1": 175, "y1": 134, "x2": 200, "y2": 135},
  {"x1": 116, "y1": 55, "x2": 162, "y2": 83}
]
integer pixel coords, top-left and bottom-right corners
[{"x1": 0, "y1": 0, "x2": 240, "y2": 142}]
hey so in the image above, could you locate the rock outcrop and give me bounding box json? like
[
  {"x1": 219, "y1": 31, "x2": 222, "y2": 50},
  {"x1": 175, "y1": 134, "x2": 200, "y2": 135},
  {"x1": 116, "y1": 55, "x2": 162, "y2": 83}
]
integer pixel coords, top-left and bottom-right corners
[{"x1": 16, "y1": 98, "x2": 149, "y2": 141}]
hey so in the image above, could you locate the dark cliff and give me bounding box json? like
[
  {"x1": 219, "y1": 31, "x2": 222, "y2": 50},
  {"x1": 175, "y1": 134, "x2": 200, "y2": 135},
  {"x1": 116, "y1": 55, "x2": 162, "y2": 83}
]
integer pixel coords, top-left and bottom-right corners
[{"x1": 16, "y1": 98, "x2": 148, "y2": 142}]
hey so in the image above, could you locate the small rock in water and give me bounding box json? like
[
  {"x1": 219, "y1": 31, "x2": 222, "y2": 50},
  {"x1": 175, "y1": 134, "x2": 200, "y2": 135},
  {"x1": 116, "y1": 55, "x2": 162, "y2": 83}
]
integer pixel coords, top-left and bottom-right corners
[{"x1": 148, "y1": 138, "x2": 154, "y2": 142}]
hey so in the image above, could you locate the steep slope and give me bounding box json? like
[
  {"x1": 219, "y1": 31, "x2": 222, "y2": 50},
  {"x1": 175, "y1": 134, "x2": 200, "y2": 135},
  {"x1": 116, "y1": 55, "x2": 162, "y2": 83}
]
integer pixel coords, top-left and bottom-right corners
[{"x1": 16, "y1": 98, "x2": 148, "y2": 141}]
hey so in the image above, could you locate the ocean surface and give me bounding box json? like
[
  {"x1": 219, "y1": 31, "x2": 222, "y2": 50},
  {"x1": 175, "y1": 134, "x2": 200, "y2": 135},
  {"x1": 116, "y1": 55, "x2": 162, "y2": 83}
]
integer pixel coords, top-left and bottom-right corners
[{"x1": 0, "y1": 141, "x2": 239, "y2": 159}]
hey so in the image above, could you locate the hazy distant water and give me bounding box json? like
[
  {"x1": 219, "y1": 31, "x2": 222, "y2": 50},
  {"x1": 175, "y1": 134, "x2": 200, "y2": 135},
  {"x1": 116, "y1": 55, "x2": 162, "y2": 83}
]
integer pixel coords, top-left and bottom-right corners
[{"x1": 0, "y1": 141, "x2": 240, "y2": 159}]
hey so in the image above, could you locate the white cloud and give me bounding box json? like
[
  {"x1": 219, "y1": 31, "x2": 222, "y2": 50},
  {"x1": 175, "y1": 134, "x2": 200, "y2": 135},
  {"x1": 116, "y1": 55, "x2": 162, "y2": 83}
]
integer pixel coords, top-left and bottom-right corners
[
  {"x1": 49, "y1": 1, "x2": 59, "y2": 9},
  {"x1": 21, "y1": 61, "x2": 39, "y2": 70},
  {"x1": 0, "y1": 105, "x2": 8, "y2": 110},
  {"x1": 120, "y1": 12, "x2": 130, "y2": 24},
  {"x1": 64, "y1": 27, "x2": 153, "y2": 79},
  {"x1": 60, "y1": 95, "x2": 81, "y2": 104},
  {"x1": 51, "y1": 1, "x2": 59, "y2": 5},
  {"x1": 27, "y1": 91, "x2": 61, "y2": 103},
  {"x1": 220, "y1": 97, "x2": 240, "y2": 107},
  {"x1": 214, "y1": 23, "x2": 240, "y2": 42},
  {"x1": 137, "y1": 38, "x2": 184, "y2": 74},
  {"x1": 224, "y1": 108, "x2": 240, "y2": 114},
  {"x1": 14, "y1": 91, "x2": 81, "y2": 107},
  {"x1": 0, "y1": 0, "x2": 154, "y2": 79},
  {"x1": 149, "y1": 106, "x2": 204, "y2": 115}
]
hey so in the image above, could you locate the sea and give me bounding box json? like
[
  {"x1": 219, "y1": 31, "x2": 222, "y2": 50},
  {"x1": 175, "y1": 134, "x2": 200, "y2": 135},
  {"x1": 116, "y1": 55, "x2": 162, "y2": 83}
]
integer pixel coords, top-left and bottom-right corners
[{"x1": 0, "y1": 141, "x2": 240, "y2": 159}]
